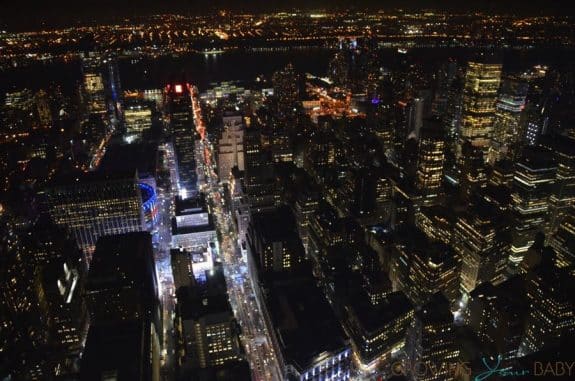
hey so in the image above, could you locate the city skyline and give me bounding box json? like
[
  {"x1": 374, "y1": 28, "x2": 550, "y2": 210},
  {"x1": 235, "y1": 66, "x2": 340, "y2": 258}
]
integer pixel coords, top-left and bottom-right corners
[{"x1": 1, "y1": 2, "x2": 574, "y2": 381}]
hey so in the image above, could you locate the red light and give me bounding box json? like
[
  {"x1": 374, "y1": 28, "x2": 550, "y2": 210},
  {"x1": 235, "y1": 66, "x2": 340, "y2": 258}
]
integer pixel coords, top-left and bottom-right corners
[{"x1": 175, "y1": 85, "x2": 183, "y2": 93}]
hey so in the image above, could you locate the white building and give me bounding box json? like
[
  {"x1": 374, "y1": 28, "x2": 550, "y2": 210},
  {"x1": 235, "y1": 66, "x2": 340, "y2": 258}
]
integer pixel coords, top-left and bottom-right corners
[{"x1": 217, "y1": 115, "x2": 244, "y2": 182}]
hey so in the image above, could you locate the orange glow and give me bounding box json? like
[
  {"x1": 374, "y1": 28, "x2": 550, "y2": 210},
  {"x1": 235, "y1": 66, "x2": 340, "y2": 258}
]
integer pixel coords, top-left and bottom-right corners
[{"x1": 175, "y1": 84, "x2": 183, "y2": 93}]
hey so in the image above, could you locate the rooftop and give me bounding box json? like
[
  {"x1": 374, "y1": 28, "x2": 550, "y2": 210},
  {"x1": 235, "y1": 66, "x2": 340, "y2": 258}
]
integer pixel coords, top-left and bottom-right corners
[{"x1": 265, "y1": 277, "x2": 348, "y2": 372}]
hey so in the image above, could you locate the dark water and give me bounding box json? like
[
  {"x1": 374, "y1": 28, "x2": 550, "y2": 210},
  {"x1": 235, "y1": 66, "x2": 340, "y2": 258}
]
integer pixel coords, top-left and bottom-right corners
[
  {"x1": 119, "y1": 49, "x2": 335, "y2": 90},
  {"x1": 1, "y1": 47, "x2": 573, "y2": 95}
]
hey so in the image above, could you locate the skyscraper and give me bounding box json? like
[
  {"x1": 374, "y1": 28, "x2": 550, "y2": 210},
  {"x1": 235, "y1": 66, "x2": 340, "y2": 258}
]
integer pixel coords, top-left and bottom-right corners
[
  {"x1": 85, "y1": 232, "x2": 159, "y2": 325},
  {"x1": 540, "y1": 135, "x2": 575, "y2": 236},
  {"x1": 247, "y1": 206, "x2": 305, "y2": 274},
  {"x1": 42, "y1": 171, "x2": 145, "y2": 259},
  {"x1": 217, "y1": 115, "x2": 244, "y2": 182},
  {"x1": 124, "y1": 101, "x2": 153, "y2": 142},
  {"x1": 459, "y1": 55, "x2": 502, "y2": 157},
  {"x1": 548, "y1": 206, "x2": 575, "y2": 268},
  {"x1": 508, "y1": 147, "x2": 557, "y2": 273},
  {"x1": 489, "y1": 79, "x2": 528, "y2": 162},
  {"x1": 464, "y1": 277, "x2": 528, "y2": 359},
  {"x1": 166, "y1": 83, "x2": 197, "y2": 197},
  {"x1": 272, "y1": 63, "x2": 300, "y2": 119},
  {"x1": 390, "y1": 227, "x2": 459, "y2": 307},
  {"x1": 519, "y1": 260, "x2": 575, "y2": 355},
  {"x1": 81, "y1": 233, "x2": 161, "y2": 381},
  {"x1": 408, "y1": 293, "x2": 460, "y2": 381},
  {"x1": 454, "y1": 201, "x2": 510, "y2": 294},
  {"x1": 416, "y1": 119, "x2": 446, "y2": 204}
]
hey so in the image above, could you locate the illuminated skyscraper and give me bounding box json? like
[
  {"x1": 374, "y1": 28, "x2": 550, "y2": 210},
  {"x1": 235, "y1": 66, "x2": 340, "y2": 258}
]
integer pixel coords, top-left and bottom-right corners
[
  {"x1": 415, "y1": 205, "x2": 453, "y2": 246},
  {"x1": 519, "y1": 260, "x2": 575, "y2": 355},
  {"x1": 33, "y1": 90, "x2": 52, "y2": 128},
  {"x1": 416, "y1": 119, "x2": 445, "y2": 204},
  {"x1": 166, "y1": 84, "x2": 197, "y2": 196},
  {"x1": 0, "y1": 214, "x2": 89, "y2": 379},
  {"x1": 407, "y1": 241, "x2": 459, "y2": 307},
  {"x1": 459, "y1": 141, "x2": 488, "y2": 199},
  {"x1": 459, "y1": 55, "x2": 502, "y2": 156},
  {"x1": 454, "y1": 202, "x2": 510, "y2": 294},
  {"x1": 390, "y1": 227, "x2": 458, "y2": 307},
  {"x1": 81, "y1": 54, "x2": 123, "y2": 129},
  {"x1": 489, "y1": 79, "x2": 528, "y2": 162},
  {"x1": 124, "y1": 101, "x2": 153, "y2": 141},
  {"x1": 408, "y1": 293, "x2": 459, "y2": 381},
  {"x1": 464, "y1": 277, "x2": 528, "y2": 359},
  {"x1": 328, "y1": 52, "x2": 349, "y2": 88},
  {"x1": 540, "y1": 135, "x2": 575, "y2": 236},
  {"x1": 548, "y1": 206, "x2": 575, "y2": 268},
  {"x1": 42, "y1": 171, "x2": 145, "y2": 259},
  {"x1": 508, "y1": 147, "x2": 557, "y2": 273},
  {"x1": 272, "y1": 63, "x2": 300, "y2": 121}
]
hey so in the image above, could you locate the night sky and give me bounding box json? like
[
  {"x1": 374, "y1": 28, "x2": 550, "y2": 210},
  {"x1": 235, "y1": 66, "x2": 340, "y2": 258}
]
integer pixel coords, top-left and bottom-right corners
[{"x1": 1, "y1": 0, "x2": 574, "y2": 31}]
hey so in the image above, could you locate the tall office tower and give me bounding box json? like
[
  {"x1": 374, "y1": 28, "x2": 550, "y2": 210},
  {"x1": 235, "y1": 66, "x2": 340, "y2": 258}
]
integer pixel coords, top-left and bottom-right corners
[
  {"x1": 391, "y1": 227, "x2": 459, "y2": 307},
  {"x1": 489, "y1": 79, "x2": 528, "y2": 163},
  {"x1": 1, "y1": 256, "x2": 50, "y2": 379},
  {"x1": 270, "y1": 131, "x2": 293, "y2": 163},
  {"x1": 415, "y1": 205, "x2": 453, "y2": 245},
  {"x1": 85, "y1": 232, "x2": 159, "y2": 325},
  {"x1": 454, "y1": 201, "x2": 510, "y2": 295},
  {"x1": 408, "y1": 97, "x2": 425, "y2": 138},
  {"x1": 0, "y1": 215, "x2": 89, "y2": 379},
  {"x1": 345, "y1": 291, "x2": 414, "y2": 369},
  {"x1": 337, "y1": 167, "x2": 389, "y2": 218},
  {"x1": 81, "y1": 233, "x2": 161, "y2": 381},
  {"x1": 166, "y1": 83, "x2": 197, "y2": 197},
  {"x1": 519, "y1": 259, "x2": 575, "y2": 355},
  {"x1": 308, "y1": 204, "x2": 363, "y2": 263},
  {"x1": 540, "y1": 135, "x2": 575, "y2": 236},
  {"x1": 106, "y1": 57, "x2": 123, "y2": 129},
  {"x1": 40, "y1": 258, "x2": 87, "y2": 374},
  {"x1": 458, "y1": 55, "x2": 502, "y2": 157},
  {"x1": 293, "y1": 184, "x2": 320, "y2": 254},
  {"x1": 243, "y1": 128, "x2": 280, "y2": 211},
  {"x1": 42, "y1": 171, "x2": 145, "y2": 259},
  {"x1": 415, "y1": 119, "x2": 445, "y2": 204},
  {"x1": 465, "y1": 277, "x2": 528, "y2": 359},
  {"x1": 81, "y1": 54, "x2": 123, "y2": 129},
  {"x1": 247, "y1": 206, "x2": 305, "y2": 274},
  {"x1": 443, "y1": 77, "x2": 464, "y2": 168},
  {"x1": 34, "y1": 89, "x2": 52, "y2": 128},
  {"x1": 21, "y1": 220, "x2": 88, "y2": 371},
  {"x1": 81, "y1": 57, "x2": 107, "y2": 117},
  {"x1": 394, "y1": 99, "x2": 410, "y2": 152},
  {"x1": 329, "y1": 51, "x2": 349, "y2": 88},
  {"x1": 431, "y1": 60, "x2": 457, "y2": 116},
  {"x1": 367, "y1": 93, "x2": 395, "y2": 151},
  {"x1": 217, "y1": 116, "x2": 244, "y2": 182},
  {"x1": 407, "y1": 293, "x2": 459, "y2": 381},
  {"x1": 459, "y1": 141, "x2": 488, "y2": 199},
  {"x1": 508, "y1": 147, "x2": 557, "y2": 273},
  {"x1": 409, "y1": 241, "x2": 459, "y2": 307},
  {"x1": 272, "y1": 63, "x2": 300, "y2": 120},
  {"x1": 303, "y1": 130, "x2": 344, "y2": 174},
  {"x1": 0, "y1": 211, "x2": 50, "y2": 380},
  {"x1": 548, "y1": 207, "x2": 575, "y2": 268},
  {"x1": 243, "y1": 127, "x2": 263, "y2": 170},
  {"x1": 124, "y1": 101, "x2": 153, "y2": 142}
]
